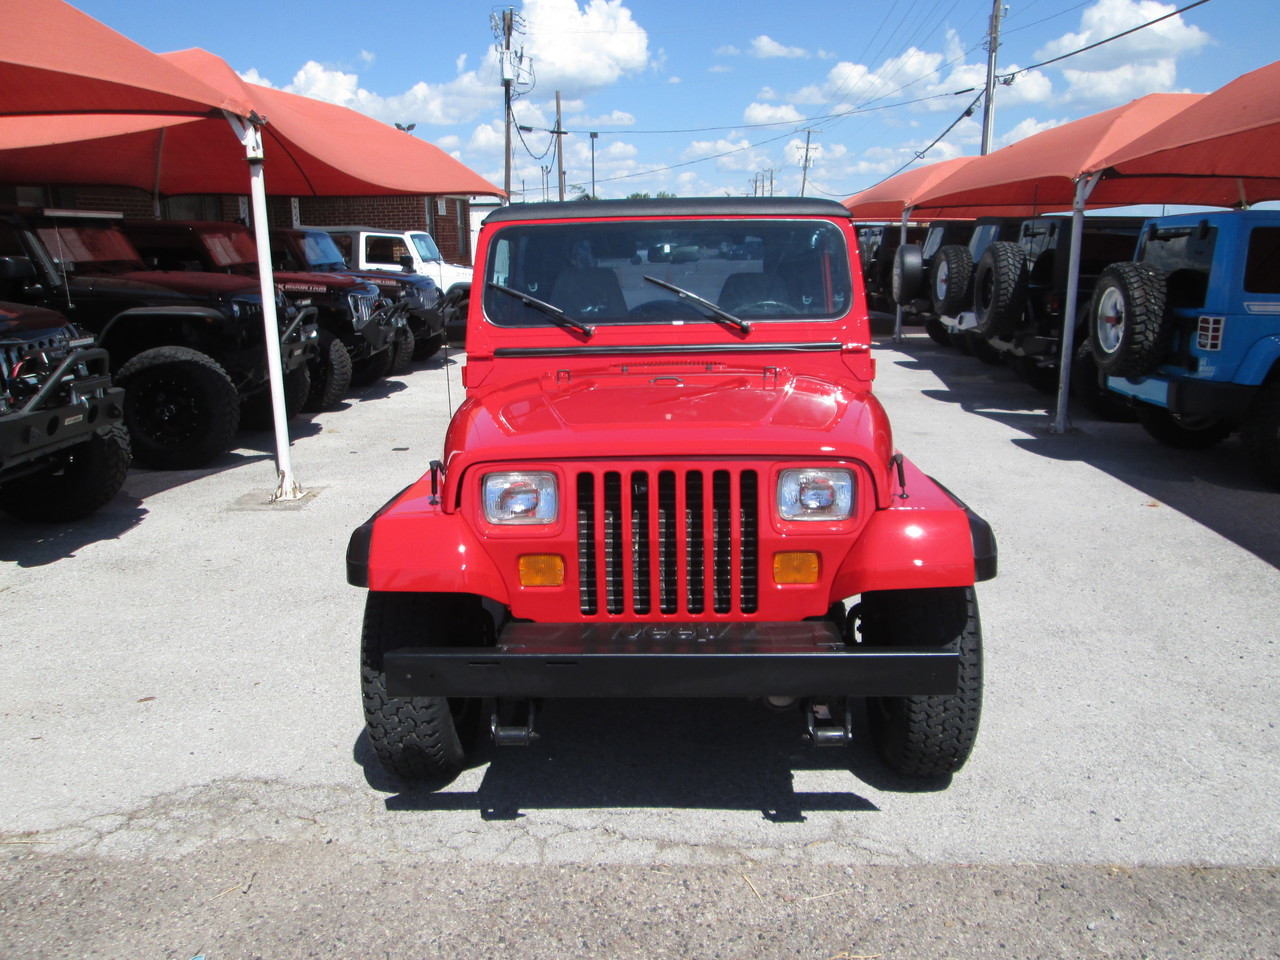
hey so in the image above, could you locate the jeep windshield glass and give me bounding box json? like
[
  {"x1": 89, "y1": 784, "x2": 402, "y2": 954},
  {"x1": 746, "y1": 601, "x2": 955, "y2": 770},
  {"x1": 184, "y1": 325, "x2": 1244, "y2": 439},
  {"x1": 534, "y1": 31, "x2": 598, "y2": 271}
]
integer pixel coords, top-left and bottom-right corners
[
  {"x1": 297, "y1": 231, "x2": 348, "y2": 272},
  {"x1": 486, "y1": 282, "x2": 594, "y2": 337},
  {"x1": 409, "y1": 232, "x2": 443, "y2": 262},
  {"x1": 482, "y1": 219, "x2": 851, "y2": 329}
]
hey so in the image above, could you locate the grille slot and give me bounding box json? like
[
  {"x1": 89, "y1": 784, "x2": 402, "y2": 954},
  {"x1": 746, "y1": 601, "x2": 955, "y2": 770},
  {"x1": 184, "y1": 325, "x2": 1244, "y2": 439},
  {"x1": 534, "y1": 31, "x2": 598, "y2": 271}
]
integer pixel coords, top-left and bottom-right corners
[{"x1": 576, "y1": 467, "x2": 759, "y2": 617}]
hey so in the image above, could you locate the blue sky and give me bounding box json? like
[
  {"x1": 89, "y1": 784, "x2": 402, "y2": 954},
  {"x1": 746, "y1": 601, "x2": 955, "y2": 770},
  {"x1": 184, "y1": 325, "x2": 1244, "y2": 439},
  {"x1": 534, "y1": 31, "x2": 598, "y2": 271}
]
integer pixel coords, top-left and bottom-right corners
[{"x1": 72, "y1": 0, "x2": 1278, "y2": 203}]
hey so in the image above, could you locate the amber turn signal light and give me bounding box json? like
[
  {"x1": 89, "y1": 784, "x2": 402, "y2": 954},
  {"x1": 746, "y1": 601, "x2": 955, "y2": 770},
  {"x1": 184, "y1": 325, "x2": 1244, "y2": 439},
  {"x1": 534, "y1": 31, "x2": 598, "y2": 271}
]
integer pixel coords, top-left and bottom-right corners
[
  {"x1": 518, "y1": 554, "x2": 565, "y2": 586},
  {"x1": 773, "y1": 551, "x2": 820, "y2": 584}
]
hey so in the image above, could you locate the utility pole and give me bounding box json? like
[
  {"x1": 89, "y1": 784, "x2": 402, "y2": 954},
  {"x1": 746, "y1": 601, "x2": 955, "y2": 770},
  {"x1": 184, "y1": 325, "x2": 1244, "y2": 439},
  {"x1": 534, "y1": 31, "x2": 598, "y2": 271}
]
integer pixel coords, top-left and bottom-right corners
[
  {"x1": 554, "y1": 91, "x2": 566, "y2": 201},
  {"x1": 799, "y1": 129, "x2": 818, "y2": 197},
  {"x1": 498, "y1": 8, "x2": 515, "y2": 199},
  {"x1": 981, "y1": 0, "x2": 1005, "y2": 155},
  {"x1": 590, "y1": 131, "x2": 598, "y2": 199}
]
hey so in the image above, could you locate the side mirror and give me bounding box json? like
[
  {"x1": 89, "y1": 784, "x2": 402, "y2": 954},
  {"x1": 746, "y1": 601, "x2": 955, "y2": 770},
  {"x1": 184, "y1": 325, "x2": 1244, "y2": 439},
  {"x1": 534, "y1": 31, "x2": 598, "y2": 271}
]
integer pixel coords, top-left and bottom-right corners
[
  {"x1": 0, "y1": 256, "x2": 38, "y2": 284},
  {"x1": 399, "y1": 255, "x2": 415, "y2": 272}
]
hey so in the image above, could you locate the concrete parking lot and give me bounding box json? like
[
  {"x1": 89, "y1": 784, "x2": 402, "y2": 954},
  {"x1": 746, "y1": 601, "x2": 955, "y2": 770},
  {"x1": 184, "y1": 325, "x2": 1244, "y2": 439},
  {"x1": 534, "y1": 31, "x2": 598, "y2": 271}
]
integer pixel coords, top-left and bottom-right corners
[{"x1": 2, "y1": 331, "x2": 1278, "y2": 958}]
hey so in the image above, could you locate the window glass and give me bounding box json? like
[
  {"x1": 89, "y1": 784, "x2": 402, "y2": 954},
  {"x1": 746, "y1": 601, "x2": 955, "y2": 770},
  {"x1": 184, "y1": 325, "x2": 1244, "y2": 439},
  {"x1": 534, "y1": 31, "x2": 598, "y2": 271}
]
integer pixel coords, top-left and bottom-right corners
[
  {"x1": 483, "y1": 219, "x2": 852, "y2": 327},
  {"x1": 1140, "y1": 224, "x2": 1218, "y2": 309},
  {"x1": 1244, "y1": 227, "x2": 1280, "y2": 294}
]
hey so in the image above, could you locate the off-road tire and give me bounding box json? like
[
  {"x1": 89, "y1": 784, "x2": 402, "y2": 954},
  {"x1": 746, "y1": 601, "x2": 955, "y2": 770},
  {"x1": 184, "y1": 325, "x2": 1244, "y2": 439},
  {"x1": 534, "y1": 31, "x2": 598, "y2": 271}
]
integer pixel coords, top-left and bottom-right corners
[
  {"x1": 361, "y1": 591, "x2": 487, "y2": 784},
  {"x1": 389, "y1": 326, "x2": 417, "y2": 376},
  {"x1": 304, "y1": 332, "x2": 353, "y2": 412},
  {"x1": 1241, "y1": 377, "x2": 1280, "y2": 488},
  {"x1": 857, "y1": 586, "x2": 983, "y2": 778},
  {"x1": 932, "y1": 244, "x2": 974, "y2": 317},
  {"x1": 240, "y1": 364, "x2": 311, "y2": 430},
  {"x1": 1089, "y1": 262, "x2": 1170, "y2": 377},
  {"x1": 973, "y1": 241, "x2": 1028, "y2": 338},
  {"x1": 923, "y1": 315, "x2": 950, "y2": 347},
  {"x1": 1136, "y1": 405, "x2": 1232, "y2": 449},
  {"x1": 116, "y1": 346, "x2": 239, "y2": 470},
  {"x1": 1070, "y1": 340, "x2": 1134, "y2": 421},
  {"x1": 0, "y1": 424, "x2": 131, "y2": 521},
  {"x1": 351, "y1": 343, "x2": 395, "y2": 387},
  {"x1": 965, "y1": 330, "x2": 1004, "y2": 366},
  {"x1": 414, "y1": 331, "x2": 445, "y2": 361}
]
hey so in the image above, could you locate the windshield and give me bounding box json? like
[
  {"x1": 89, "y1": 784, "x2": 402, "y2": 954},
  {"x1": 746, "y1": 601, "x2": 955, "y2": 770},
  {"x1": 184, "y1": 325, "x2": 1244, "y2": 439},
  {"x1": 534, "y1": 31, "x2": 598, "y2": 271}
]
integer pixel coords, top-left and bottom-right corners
[
  {"x1": 36, "y1": 224, "x2": 144, "y2": 271},
  {"x1": 409, "y1": 232, "x2": 442, "y2": 262},
  {"x1": 483, "y1": 219, "x2": 851, "y2": 327},
  {"x1": 298, "y1": 231, "x2": 348, "y2": 271}
]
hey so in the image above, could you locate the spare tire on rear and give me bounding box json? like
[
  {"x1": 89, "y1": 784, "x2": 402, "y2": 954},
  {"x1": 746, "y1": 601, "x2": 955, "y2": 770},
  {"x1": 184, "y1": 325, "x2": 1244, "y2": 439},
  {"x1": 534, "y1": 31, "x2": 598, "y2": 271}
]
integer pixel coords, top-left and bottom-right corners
[
  {"x1": 892, "y1": 244, "x2": 924, "y2": 306},
  {"x1": 973, "y1": 241, "x2": 1028, "y2": 338},
  {"x1": 931, "y1": 244, "x2": 975, "y2": 317},
  {"x1": 1088, "y1": 261, "x2": 1170, "y2": 378}
]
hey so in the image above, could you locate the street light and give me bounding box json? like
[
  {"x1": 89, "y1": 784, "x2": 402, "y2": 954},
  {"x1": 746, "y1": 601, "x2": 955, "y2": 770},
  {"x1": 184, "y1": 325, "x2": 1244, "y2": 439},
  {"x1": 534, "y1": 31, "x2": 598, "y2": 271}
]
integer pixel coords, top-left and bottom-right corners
[{"x1": 588, "y1": 131, "x2": 599, "y2": 200}]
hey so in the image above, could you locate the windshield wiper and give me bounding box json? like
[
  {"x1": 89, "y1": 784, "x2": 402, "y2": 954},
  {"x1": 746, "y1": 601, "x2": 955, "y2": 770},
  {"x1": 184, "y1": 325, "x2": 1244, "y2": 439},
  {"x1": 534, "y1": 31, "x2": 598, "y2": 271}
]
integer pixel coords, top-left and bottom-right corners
[
  {"x1": 642, "y1": 275, "x2": 751, "y2": 334},
  {"x1": 487, "y1": 282, "x2": 594, "y2": 337}
]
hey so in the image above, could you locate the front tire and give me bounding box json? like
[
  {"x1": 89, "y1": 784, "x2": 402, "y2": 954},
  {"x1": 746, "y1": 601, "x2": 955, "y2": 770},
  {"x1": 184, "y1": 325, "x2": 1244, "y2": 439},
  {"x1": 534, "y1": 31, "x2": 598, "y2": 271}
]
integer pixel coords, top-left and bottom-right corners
[
  {"x1": 361, "y1": 592, "x2": 487, "y2": 784},
  {"x1": 857, "y1": 586, "x2": 983, "y2": 778},
  {"x1": 0, "y1": 424, "x2": 131, "y2": 521},
  {"x1": 304, "y1": 332, "x2": 353, "y2": 412},
  {"x1": 389, "y1": 326, "x2": 417, "y2": 376},
  {"x1": 116, "y1": 346, "x2": 240, "y2": 470}
]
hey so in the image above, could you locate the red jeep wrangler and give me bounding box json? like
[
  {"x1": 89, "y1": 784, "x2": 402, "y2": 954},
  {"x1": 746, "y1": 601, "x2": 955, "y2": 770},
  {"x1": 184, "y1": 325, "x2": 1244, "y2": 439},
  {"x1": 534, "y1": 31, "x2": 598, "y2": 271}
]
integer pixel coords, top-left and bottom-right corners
[{"x1": 348, "y1": 198, "x2": 996, "y2": 785}]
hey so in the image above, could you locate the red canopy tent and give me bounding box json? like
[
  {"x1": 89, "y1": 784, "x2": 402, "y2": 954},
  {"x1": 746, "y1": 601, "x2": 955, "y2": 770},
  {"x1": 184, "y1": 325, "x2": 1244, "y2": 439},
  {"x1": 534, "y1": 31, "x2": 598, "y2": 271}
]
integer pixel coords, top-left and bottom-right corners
[{"x1": 1096, "y1": 59, "x2": 1280, "y2": 199}]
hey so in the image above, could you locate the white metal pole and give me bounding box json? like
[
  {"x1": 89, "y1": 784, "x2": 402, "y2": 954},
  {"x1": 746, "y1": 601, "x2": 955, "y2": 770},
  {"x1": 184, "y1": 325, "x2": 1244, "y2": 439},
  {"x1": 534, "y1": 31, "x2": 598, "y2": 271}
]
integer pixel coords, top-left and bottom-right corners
[
  {"x1": 1050, "y1": 172, "x2": 1101, "y2": 435},
  {"x1": 893, "y1": 208, "x2": 909, "y2": 344},
  {"x1": 223, "y1": 111, "x2": 302, "y2": 500}
]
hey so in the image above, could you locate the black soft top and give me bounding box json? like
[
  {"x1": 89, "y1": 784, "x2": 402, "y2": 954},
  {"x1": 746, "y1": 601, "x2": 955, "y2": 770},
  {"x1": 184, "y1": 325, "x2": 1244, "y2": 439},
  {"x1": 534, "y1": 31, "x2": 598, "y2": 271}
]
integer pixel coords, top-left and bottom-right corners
[{"x1": 483, "y1": 196, "x2": 853, "y2": 225}]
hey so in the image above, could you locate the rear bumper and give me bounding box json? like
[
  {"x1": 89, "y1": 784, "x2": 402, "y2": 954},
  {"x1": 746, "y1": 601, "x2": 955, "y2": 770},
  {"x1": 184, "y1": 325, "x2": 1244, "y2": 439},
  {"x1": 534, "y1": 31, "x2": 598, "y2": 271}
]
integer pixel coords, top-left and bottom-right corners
[
  {"x1": 384, "y1": 621, "x2": 959, "y2": 699},
  {"x1": 1107, "y1": 374, "x2": 1256, "y2": 419}
]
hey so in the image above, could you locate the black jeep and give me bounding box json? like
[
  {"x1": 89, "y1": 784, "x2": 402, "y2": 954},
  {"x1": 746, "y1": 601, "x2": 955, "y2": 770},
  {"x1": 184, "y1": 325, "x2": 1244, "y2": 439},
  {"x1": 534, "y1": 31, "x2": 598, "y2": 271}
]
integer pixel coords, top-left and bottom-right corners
[
  {"x1": 269, "y1": 227, "x2": 446, "y2": 363},
  {"x1": 0, "y1": 297, "x2": 130, "y2": 520},
  {"x1": 0, "y1": 210, "x2": 317, "y2": 469},
  {"x1": 121, "y1": 220, "x2": 400, "y2": 411}
]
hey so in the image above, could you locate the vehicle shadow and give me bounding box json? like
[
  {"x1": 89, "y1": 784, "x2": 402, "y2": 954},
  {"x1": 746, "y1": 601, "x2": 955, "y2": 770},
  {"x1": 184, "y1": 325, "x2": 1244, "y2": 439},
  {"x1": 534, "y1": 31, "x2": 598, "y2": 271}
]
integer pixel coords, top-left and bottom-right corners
[
  {"x1": 0, "y1": 493, "x2": 148, "y2": 567},
  {"x1": 885, "y1": 332, "x2": 1280, "y2": 569},
  {"x1": 354, "y1": 698, "x2": 953, "y2": 820}
]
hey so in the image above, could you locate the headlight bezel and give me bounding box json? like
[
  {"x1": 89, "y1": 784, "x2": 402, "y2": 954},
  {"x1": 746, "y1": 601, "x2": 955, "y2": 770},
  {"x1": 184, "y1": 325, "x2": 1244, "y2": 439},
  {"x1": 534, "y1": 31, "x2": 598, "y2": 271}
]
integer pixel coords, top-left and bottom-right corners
[
  {"x1": 481, "y1": 470, "x2": 560, "y2": 525},
  {"x1": 776, "y1": 466, "x2": 856, "y2": 523}
]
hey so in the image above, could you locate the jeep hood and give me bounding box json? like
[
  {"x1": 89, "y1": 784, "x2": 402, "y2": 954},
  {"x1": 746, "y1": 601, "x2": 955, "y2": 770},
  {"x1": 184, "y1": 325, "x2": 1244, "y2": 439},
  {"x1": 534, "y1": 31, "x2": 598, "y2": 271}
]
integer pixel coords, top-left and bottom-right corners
[
  {"x1": 0, "y1": 300, "x2": 74, "y2": 339},
  {"x1": 89, "y1": 271, "x2": 261, "y2": 298},
  {"x1": 445, "y1": 365, "x2": 890, "y2": 469}
]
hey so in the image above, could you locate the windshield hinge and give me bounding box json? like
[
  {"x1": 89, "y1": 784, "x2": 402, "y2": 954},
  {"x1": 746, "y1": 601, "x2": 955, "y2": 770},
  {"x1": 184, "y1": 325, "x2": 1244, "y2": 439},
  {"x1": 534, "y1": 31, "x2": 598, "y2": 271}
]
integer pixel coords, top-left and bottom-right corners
[{"x1": 763, "y1": 366, "x2": 779, "y2": 388}]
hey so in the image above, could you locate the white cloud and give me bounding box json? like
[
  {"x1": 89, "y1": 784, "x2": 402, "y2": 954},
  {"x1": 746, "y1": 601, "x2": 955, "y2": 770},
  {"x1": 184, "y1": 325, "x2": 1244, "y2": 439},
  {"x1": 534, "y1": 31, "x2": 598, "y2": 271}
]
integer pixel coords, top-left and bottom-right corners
[
  {"x1": 669, "y1": 76, "x2": 682, "y2": 84},
  {"x1": 715, "y1": 45, "x2": 740, "y2": 56},
  {"x1": 751, "y1": 35, "x2": 809, "y2": 59},
  {"x1": 519, "y1": 0, "x2": 650, "y2": 95},
  {"x1": 569, "y1": 109, "x2": 636, "y2": 127},
  {"x1": 455, "y1": 54, "x2": 467, "y2": 74},
  {"x1": 999, "y1": 116, "x2": 1068, "y2": 147},
  {"x1": 1036, "y1": 0, "x2": 1210, "y2": 102},
  {"x1": 238, "y1": 68, "x2": 274, "y2": 88},
  {"x1": 708, "y1": 64, "x2": 732, "y2": 74},
  {"x1": 743, "y1": 102, "x2": 803, "y2": 125},
  {"x1": 359, "y1": 50, "x2": 376, "y2": 66}
]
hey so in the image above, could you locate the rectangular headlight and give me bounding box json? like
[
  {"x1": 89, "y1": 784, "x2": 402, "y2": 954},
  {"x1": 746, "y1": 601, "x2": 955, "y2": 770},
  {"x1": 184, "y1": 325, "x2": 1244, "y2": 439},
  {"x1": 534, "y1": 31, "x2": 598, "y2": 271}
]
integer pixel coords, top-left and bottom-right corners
[
  {"x1": 483, "y1": 471, "x2": 558, "y2": 524},
  {"x1": 777, "y1": 468, "x2": 854, "y2": 521}
]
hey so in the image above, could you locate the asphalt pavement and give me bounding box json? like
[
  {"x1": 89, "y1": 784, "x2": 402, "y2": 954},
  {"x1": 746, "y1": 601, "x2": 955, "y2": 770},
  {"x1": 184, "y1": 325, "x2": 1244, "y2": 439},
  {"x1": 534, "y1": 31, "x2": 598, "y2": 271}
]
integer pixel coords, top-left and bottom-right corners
[{"x1": 2, "y1": 329, "x2": 1278, "y2": 958}]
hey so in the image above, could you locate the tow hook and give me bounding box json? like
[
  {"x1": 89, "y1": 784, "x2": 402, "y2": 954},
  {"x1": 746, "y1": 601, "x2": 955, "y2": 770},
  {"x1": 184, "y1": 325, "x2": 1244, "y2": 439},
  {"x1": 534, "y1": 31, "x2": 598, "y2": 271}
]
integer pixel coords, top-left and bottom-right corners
[
  {"x1": 491, "y1": 698, "x2": 539, "y2": 746},
  {"x1": 803, "y1": 698, "x2": 853, "y2": 746}
]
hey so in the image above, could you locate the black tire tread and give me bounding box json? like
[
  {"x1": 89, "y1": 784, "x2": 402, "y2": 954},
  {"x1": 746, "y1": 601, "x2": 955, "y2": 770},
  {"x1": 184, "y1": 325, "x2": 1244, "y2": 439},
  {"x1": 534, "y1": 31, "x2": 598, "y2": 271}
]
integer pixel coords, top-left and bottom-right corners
[
  {"x1": 389, "y1": 326, "x2": 416, "y2": 376},
  {"x1": 974, "y1": 241, "x2": 1028, "y2": 338},
  {"x1": 1, "y1": 423, "x2": 131, "y2": 521},
  {"x1": 115, "y1": 345, "x2": 239, "y2": 469},
  {"x1": 1136, "y1": 405, "x2": 1232, "y2": 449},
  {"x1": 859, "y1": 586, "x2": 983, "y2": 778},
  {"x1": 305, "y1": 333, "x2": 353, "y2": 412},
  {"x1": 932, "y1": 244, "x2": 974, "y2": 317},
  {"x1": 1089, "y1": 262, "x2": 1170, "y2": 377}
]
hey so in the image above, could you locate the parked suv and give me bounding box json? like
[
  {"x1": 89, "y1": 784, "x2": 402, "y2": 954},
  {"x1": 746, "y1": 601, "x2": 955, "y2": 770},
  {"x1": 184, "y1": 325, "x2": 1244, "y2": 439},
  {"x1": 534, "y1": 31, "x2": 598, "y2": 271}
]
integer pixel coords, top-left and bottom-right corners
[
  {"x1": 121, "y1": 220, "x2": 397, "y2": 411},
  {"x1": 316, "y1": 225, "x2": 472, "y2": 343},
  {"x1": 348, "y1": 197, "x2": 997, "y2": 786},
  {"x1": 0, "y1": 210, "x2": 316, "y2": 469},
  {"x1": 900, "y1": 216, "x2": 1143, "y2": 391},
  {"x1": 890, "y1": 219, "x2": 977, "y2": 338},
  {"x1": 0, "y1": 298, "x2": 130, "y2": 520},
  {"x1": 1088, "y1": 210, "x2": 1280, "y2": 486},
  {"x1": 269, "y1": 227, "x2": 445, "y2": 362}
]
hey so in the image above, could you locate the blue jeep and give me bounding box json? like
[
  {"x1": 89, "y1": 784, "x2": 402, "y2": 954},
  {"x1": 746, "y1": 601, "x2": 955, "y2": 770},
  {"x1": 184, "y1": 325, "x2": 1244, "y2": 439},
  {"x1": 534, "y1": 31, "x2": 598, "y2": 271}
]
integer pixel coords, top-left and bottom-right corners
[{"x1": 1087, "y1": 210, "x2": 1280, "y2": 487}]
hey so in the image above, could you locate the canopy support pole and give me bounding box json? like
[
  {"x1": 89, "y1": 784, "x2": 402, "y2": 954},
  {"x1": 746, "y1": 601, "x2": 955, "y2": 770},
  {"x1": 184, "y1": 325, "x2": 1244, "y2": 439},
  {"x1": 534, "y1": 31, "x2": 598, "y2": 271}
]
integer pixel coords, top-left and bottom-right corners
[
  {"x1": 223, "y1": 110, "x2": 302, "y2": 502},
  {"x1": 893, "y1": 208, "x2": 909, "y2": 344},
  {"x1": 151, "y1": 128, "x2": 165, "y2": 218},
  {"x1": 1050, "y1": 172, "x2": 1102, "y2": 434}
]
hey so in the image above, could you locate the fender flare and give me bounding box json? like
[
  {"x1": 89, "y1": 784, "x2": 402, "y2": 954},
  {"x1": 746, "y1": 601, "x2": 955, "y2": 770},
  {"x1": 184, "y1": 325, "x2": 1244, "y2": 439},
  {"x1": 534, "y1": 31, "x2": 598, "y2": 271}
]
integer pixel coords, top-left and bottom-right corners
[{"x1": 1235, "y1": 334, "x2": 1280, "y2": 387}]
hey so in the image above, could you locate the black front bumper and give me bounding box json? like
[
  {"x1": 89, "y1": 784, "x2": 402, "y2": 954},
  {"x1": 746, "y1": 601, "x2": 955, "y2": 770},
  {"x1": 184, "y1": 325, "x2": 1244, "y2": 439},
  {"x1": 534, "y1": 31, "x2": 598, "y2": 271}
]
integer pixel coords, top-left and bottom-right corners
[{"x1": 384, "y1": 621, "x2": 959, "y2": 699}]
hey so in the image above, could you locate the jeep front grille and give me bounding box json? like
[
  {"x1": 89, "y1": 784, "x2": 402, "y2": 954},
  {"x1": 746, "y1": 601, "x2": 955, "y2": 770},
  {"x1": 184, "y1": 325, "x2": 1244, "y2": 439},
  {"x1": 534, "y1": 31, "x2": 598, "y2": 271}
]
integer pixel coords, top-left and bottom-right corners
[
  {"x1": 575, "y1": 467, "x2": 759, "y2": 617},
  {"x1": 349, "y1": 293, "x2": 376, "y2": 327}
]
